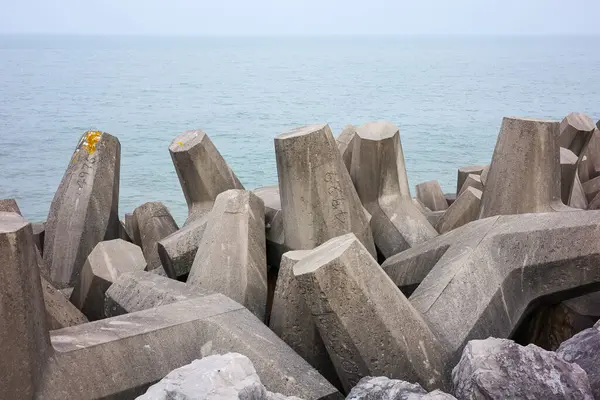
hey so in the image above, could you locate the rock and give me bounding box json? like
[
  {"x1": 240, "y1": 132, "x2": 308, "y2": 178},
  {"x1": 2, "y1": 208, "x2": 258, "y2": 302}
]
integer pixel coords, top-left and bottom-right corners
[
  {"x1": 350, "y1": 122, "x2": 438, "y2": 258},
  {"x1": 132, "y1": 202, "x2": 179, "y2": 274},
  {"x1": 157, "y1": 214, "x2": 209, "y2": 279},
  {"x1": 44, "y1": 131, "x2": 120, "y2": 289},
  {"x1": 169, "y1": 129, "x2": 244, "y2": 224},
  {"x1": 105, "y1": 270, "x2": 207, "y2": 316},
  {"x1": 69, "y1": 239, "x2": 146, "y2": 320},
  {"x1": 41, "y1": 275, "x2": 88, "y2": 329},
  {"x1": 347, "y1": 376, "x2": 456, "y2": 400},
  {"x1": 435, "y1": 187, "x2": 481, "y2": 234},
  {"x1": 0, "y1": 198, "x2": 21, "y2": 213},
  {"x1": 557, "y1": 327, "x2": 600, "y2": 398},
  {"x1": 294, "y1": 234, "x2": 449, "y2": 392},
  {"x1": 274, "y1": 123, "x2": 376, "y2": 257},
  {"x1": 187, "y1": 190, "x2": 268, "y2": 321},
  {"x1": 32, "y1": 221, "x2": 45, "y2": 254},
  {"x1": 582, "y1": 175, "x2": 600, "y2": 202},
  {"x1": 456, "y1": 165, "x2": 485, "y2": 196},
  {"x1": 415, "y1": 180, "x2": 448, "y2": 211},
  {"x1": 336, "y1": 124, "x2": 358, "y2": 173},
  {"x1": 558, "y1": 112, "x2": 596, "y2": 156},
  {"x1": 269, "y1": 251, "x2": 338, "y2": 386},
  {"x1": 457, "y1": 174, "x2": 483, "y2": 196},
  {"x1": 479, "y1": 117, "x2": 568, "y2": 218},
  {"x1": 452, "y1": 338, "x2": 593, "y2": 399}
]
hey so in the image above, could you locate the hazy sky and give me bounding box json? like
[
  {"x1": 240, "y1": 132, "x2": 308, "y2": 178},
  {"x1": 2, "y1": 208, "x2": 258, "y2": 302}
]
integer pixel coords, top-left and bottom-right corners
[{"x1": 2, "y1": 0, "x2": 599, "y2": 35}]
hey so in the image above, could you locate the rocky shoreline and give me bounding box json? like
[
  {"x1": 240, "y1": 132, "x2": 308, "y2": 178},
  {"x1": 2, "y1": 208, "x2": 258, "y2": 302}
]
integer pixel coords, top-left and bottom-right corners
[{"x1": 1, "y1": 114, "x2": 600, "y2": 399}]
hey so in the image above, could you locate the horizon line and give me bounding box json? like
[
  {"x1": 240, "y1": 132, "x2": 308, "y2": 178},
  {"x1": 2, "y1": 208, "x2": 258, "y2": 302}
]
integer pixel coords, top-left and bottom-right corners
[{"x1": 1, "y1": 32, "x2": 599, "y2": 37}]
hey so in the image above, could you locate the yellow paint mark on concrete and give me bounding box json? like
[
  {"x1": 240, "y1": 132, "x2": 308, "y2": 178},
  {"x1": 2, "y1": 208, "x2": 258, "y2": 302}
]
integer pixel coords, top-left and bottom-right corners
[
  {"x1": 82, "y1": 131, "x2": 102, "y2": 154},
  {"x1": 177, "y1": 141, "x2": 184, "y2": 146}
]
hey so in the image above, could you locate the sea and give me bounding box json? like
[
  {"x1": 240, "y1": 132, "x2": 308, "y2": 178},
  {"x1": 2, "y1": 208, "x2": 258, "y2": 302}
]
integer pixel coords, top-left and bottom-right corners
[{"x1": 1, "y1": 35, "x2": 599, "y2": 224}]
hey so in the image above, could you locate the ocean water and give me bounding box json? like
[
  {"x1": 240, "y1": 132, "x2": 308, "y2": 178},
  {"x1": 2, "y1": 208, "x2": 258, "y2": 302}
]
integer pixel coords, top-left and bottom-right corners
[{"x1": 1, "y1": 35, "x2": 599, "y2": 224}]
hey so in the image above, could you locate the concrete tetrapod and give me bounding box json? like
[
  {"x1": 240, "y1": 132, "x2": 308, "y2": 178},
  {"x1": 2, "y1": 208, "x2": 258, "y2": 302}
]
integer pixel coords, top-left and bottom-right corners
[
  {"x1": 44, "y1": 131, "x2": 120, "y2": 288},
  {"x1": 415, "y1": 180, "x2": 448, "y2": 211},
  {"x1": 187, "y1": 189, "x2": 268, "y2": 321},
  {"x1": 70, "y1": 239, "x2": 147, "y2": 320},
  {"x1": 434, "y1": 187, "x2": 482, "y2": 234},
  {"x1": 383, "y1": 211, "x2": 600, "y2": 370},
  {"x1": 132, "y1": 202, "x2": 179, "y2": 274},
  {"x1": 558, "y1": 112, "x2": 596, "y2": 156},
  {"x1": 274, "y1": 124, "x2": 376, "y2": 257},
  {"x1": 350, "y1": 122, "x2": 438, "y2": 258},
  {"x1": 42, "y1": 276, "x2": 88, "y2": 329},
  {"x1": 253, "y1": 185, "x2": 289, "y2": 268},
  {"x1": 169, "y1": 130, "x2": 244, "y2": 224},
  {"x1": 456, "y1": 165, "x2": 485, "y2": 196},
  {"x1": 479, "y1": 117, "x2": 570, "y2": 218},
  {"x1": 457, "y1": 174, "x2": 483, "y2": 196},
  {"x1": 0, "y1": 213, "x2": 341, "y2": 400},
  {"x1": 336, "y1": 124, "x2": 357, "y2": 173},
  {"x1": 294, "y1": 234, "x2": 450, "y2": 393}
]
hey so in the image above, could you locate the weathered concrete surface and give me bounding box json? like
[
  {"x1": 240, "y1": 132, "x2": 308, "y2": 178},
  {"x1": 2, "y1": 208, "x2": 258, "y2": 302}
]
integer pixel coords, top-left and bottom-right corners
[
  {"x1": 426, "y1": 210, "x2": 445, "y2": 228},
  {"x1": 452, "y1": 338, "x2": 593, "y2": 399},
  {"x1": 479, "y1": 117, "x2": 568, "y2": 218},
  {"x1": 412, "y1": 198, "x2": 430, "y2": 213},
  {"x1": 253, "y1": 185, "x2": 282, "y2": 227},
  {"x1": 558, "y1": 112, "x2": 596, "y2": 156},
  {"x1": 42, "y1": 276, "x2": 88, "y2": 330},
  {"x1": 132, "y1": 202, "x2": 178, "y2": 274},
  {"x1": 44, "y1": 131, "x2": 121, "y2": 288},
  {"x1": 456, "y1": 165, "x2": 485, "y2": 196},
  {"x1": 580, "y1": 129, "x2": 600, "y2": 183},
  {"x1": 0, "y1": 212, "x2": 51, "y2": 399},
  {"x1": 435, "y1": 187, "x2": 482, "y2": 234},
  {"x1": 269, "y1": 251, "x2": 338, "y2": 386},
  {"x1": 157, "y1": 214, "x2": 209, "y2": 279},
  {"x1": 479, "y1": 164, "x2": 490, "y2": 185},
  {"x1": 169, "y1": 129, "x2": 244, "y2": 224},
  {"x1": 105, "y1": 270, "x2": 208, "y2": 317},
  {"x1": 275, "y1": 123, "x2": 376, "y2": 257},
  {"x1": 350, "y1": 122, "x2": 438, "y2": 258},
  {"x1": 583, "y1": 175, "x2": 600, "y2": 202},
  {"x1": 415, "y1": 180, "x2": 448, "y2": 211},
  {"x1": 294, "y1": 234, "x2": 449, "y2": 392},
  {"x1": 336, "y1": 124, "x2": 357, "y2": 172},
  {"x1": 571, "y1": 173, "x2": 589, "y2": 209},
  {"x1": 33, "y1": 221, "x2": 46, "y2": 254},
  {"x1": 557, "y1": 327, "x2": 600, "y2": 399},
  {"x1": 253, "y1": 185, "x2": 289, "y2": 268},
  {"x1": 70, "y1": 239, "x2": 146, "y2": 320},
  {"x1": 347, "y1": 377, "x2": 456, "y2": 400},
  {"x1": 562, "y1": 147, "x2": 591, "y2": 208},
  {"x1": 457, "y1": 174, "x2": 483, "y2": 196},
  {"x1": 187, "y1": 190, "x2": 268, "y2": 321},
  {"x1": 444, "y1": 193, "x2": 456, "y2": 207},
  {"x1": 124, "y1": 213, "x2": 137, "y2": 245},
  {"x1": 0, "y1": 198, "x2": 21, "y2": 213}
]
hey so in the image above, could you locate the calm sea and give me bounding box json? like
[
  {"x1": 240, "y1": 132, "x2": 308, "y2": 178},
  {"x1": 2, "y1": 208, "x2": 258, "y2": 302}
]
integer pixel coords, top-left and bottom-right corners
[{"x1": 1, "y1": 35, "x2": 599, "y2": 224}]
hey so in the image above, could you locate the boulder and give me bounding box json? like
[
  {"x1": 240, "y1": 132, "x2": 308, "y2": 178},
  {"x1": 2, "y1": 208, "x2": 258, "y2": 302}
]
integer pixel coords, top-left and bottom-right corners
[
  {"x1": 347, "y1": 377, "x2": 456, "y2": 400},
  {"x1": 132, "y1": 202, "x2": 178, "y2": 274},
  {"x1": 169, "y1": 129, "x2": 244, "y2": 224},
  {"x1": 435, "y1": 187, "x2": 481, "y2": 234},
  {"x1": 457, "y1": 174, "x2": 483, "y2": 196},
  {"x1": 415, "y1": 180, "x2": 448, "y2": 211},
  {"x1": 274, "y1": 123, "x2": 376, "y2": 256},
  {"x1": 41, "y1": 275, "x2": 88, "y2": 329},
  {"x1": 456, "y1": 165, "x2": 485, "y2": 196},
  {"x1": 452, "y1": 338, "x2": 593, "y2": 399},
  {"x1": 557, "y1": 327, "x2": 600, "y2": 398},
  {"x1": 558, "y1": 112, "x2": 596, "y2": 156},
  {"x1": 44, "y1": 130, "x2": 120, "y2": 288},
  {"x1": 479, "y1": 117, "x2": 568, "y2": 218},
  {"x1": 350, "y1": 122, "x2": 438, "y2": 258},
  {"x1": 70, "y1": 239, "x2": 147, "y2": 320},
  {"x1": 187, "y1": 190, "x2": 268, "y2": 321},
  {"x1": 336, "y1": 124, "x2": 357, "y2": 173},
  {"x1": 294, "y1": 234, "x2": 449, "y2": 392}
]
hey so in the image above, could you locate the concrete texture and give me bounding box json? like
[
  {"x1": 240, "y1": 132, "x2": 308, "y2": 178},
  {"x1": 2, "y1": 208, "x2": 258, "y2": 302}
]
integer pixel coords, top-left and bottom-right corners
[
  {"x1": 157, "y1": 214, "x2": 209, "y2": 279},
  {"x1": 347, "y1": 377, "x2": 456, "y2": 400},
  {"x1": 32, "y1": 221, "x2": 45, "y2": 254},
  {"x1": 274, "y1": 123, "x2": 376, "y2": 257},
  {"x1": 350, "y1": 122, "x2": 438, "y2": 258},
  {"x1": 580, "y1": 129, "x2": 600, "y2": 183},
  {"x1": 571, "y1": 173, "x2": 589, "y2": 209},
  {"x1": 70, "y1": 239, "x2": 146, "y2": 320},
  {"x1": 187, "y1": 190, "x2": 268, "y2": 321},
  {"x1": 583, "y1": 175, "x2": 600, "y2": 202},
  {"x1": 0, "y1": 198, "x2": 21, "y2": 213},
  {"x1": 336, "y1": 124, "x2": 357, "y2": 173},
  {"x1": 124, "y1": 213, "x2": 137, "y2": 245},
  {"x1": 456, "y1": 165, "x2": 485, "y2": 196},
  {"x1": 294, "y1": 234, "x2": 449, "y2": 392},
  {"x1": 415, "y1": 180, "x2": 448, "y2": 211},
  {"x1": 558, "y1": 112, "x2": 596, "y2": 156},
  {"x1": 562, "y1": 147, "x2": 591, "y2": 209},
  {"x1": 42, "y1": 276, "x2": 88, "y2": 330},
  {"x1": 426, "y1": 210, "x2": 445, "y2": 229},
  {"x1": 479, "y1": 164, "x2": 490, "y2": 185},
  {"x1": 479, "y1": 117, "x2": 568, "y2": 218},
  {"x1": 269, "y1": 250, "x2": 338, "y2": 385},
  {"x1": 444, "y1": 193, "x2": 457, "y2": 207},
  {"x1": 435, "y1": 187, "x2": 482, "y2": 234},
  {"x1": 253, "y1": 185, "x2": 289, "y2": 268},
  {"x1": 132, "y1": 202, "x2": 179, "y2": 274},
  {"x1": 169, "y1": 129, "x2": 244, "y2": 224},
  {"x1": 457, "y1": 174, "x2": 483, "y2": 195},
  {"x1": 253, "y1": 185, "x2": 282, "y2": 227},
  {"x1": 44, "y1": 131, "x2": 120, "y2": 289}
]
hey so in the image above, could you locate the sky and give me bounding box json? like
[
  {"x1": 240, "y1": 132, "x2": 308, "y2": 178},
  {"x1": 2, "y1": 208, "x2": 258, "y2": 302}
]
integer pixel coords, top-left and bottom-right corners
[{"x1": 1, "y1": 0, "x2": 600, "y2": 36}]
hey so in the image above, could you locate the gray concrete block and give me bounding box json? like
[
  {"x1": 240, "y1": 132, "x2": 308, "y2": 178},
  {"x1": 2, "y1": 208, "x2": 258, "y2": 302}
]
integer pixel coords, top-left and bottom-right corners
[
  {"x1": 435, "y1": 187, "x2": 482, "y2": 234},
  {"x1": 44, "y1": 131, "x2": 121, "y2": 288},
  {"x1": 479, "y1": 164, "x2": 490, "y2": 185},
  {"x1": 415, "y1": 180, "x2": 448, "y2": 211},
  {"x1": 253, "y1": 185, "x2": 282, "y2": 227},
  {"x1": 457, "y1": 174, "x2": 483, "y2": 196},
  {"x1": 336, "y1": 124, "x2": 357, "y2": 173},
  {"x1": 253, "y1": 185, "x2": 289, "y2": 268},
  {"x1": 274, "y1": 123, "x2": 376, "y2": 257},
  {"x1": 70, "y1": 239, "x2": 146, "y2": 320},
  {"x1": 169, "y1": 130, "x2": 244, "y2": 224},
  {"x1": 558, "y1": 112, "x2": 596, "y2": 156},
  {"x1": 294, "y1": 234, "x2": 449, "y2": 392},
  {"x1": 583, "y1": 175, "x2": 600, "y2": 202},
  {"x1": 132, "y1": 202, "x2": 179, "y2": 274},
  {"x1": 350, "y1": 122, "x2": 437, "y2": 258},
  {"x1": 0, "y1": 198, "x2": 21, "y2": 213},
  {"x1": 187, "y1": 190, "x2": 268, "y2": 321},
  {"x1": 42, "y1": 275, "x2": 88, "y2": 330},
  {"x1": 124, "y1": 212, "x2": 137, "y2": 245},
  {"x1": 425, "y1": 210, "x2": 445, "y2": 228},
  {"x1": 158, "y1": 214, "x2": 209, "y2": 278},
  {"x1": 456, "y1": 165, "x2": 485, "y2": 196},
  {"x1": 32, "y1": 221, "x2": 45, "y2": 254}
]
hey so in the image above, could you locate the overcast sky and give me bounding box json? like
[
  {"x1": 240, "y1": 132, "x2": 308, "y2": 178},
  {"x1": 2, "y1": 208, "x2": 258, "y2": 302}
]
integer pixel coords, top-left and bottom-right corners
[{"x1": 2, "y1": 0, "x2": 599, "y2": 35}]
